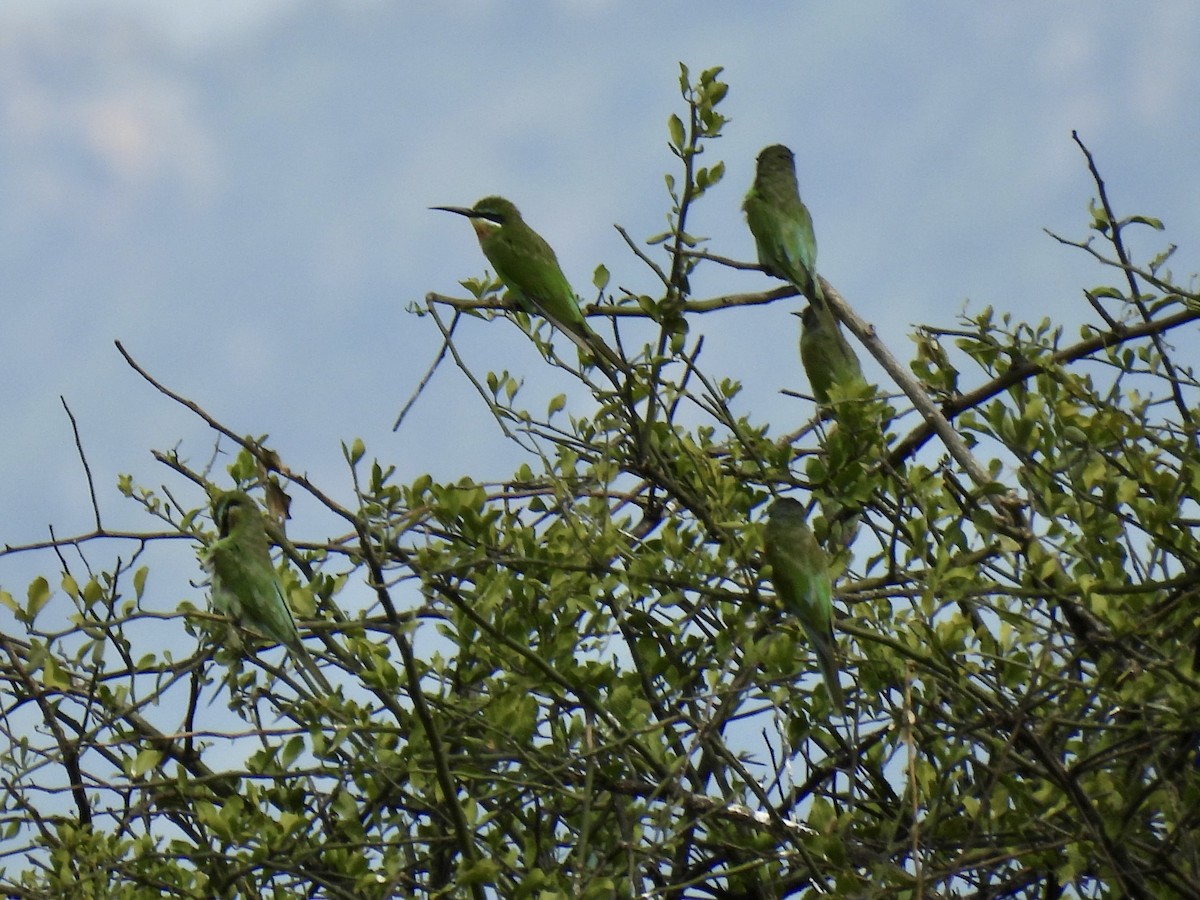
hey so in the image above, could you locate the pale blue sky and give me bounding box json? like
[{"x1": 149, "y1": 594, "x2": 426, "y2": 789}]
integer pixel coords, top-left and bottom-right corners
[{"x1": 2, "y1": 1, "x2": 1198, "y2": 594}]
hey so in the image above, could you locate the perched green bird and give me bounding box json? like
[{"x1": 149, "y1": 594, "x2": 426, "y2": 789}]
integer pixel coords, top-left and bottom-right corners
[
  {"x1": 798, "y1": 303, "x2": 865, "y2": 405},
  {"x1": 432, "y1": 196, "x2": 623, "y2": 374},
  {"x1": 743, "y1": 144, "x2": 824, "y2": 304},
  {"x1": 764, "y1": 498, "x2": 845, "y2": 711},
  {"x1": 206, "y1": 490, "x2": 331, "y2": 693}
]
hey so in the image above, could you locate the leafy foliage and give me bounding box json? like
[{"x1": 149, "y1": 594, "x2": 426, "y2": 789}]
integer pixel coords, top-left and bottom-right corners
[{"x1": 3, "y1": 68, "x2": 1200, "y2": 898}]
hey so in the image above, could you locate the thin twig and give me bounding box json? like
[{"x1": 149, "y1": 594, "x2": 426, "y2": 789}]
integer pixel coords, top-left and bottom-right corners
[
  {"x1": 60, "y1": 396, "x2": 102, "y2": 531},
  {"x1": 423, "y1": 300, "x2": 534, "y2": 453},
  {"x1": 114, "y1": 340, "x2": 358, "y2": 528},
  {"x1": 0, "y1": 634, "x2": 93, "y2": 826},
  {"x1": 677, "y1": 247, "x2": 765, "y2": 271},
  {"x1": 886, "y1": 306, "x2": 1200, "y2": 468},
  {"x1": 613, "y1": 224, "x2": 670, "y2": 287},
  {"x1": 392, "y1": 308, "x2": 460, "y2": 431},
  {"x1": 1073, "y1": 130, "x2": 1194, "y2": 433}
]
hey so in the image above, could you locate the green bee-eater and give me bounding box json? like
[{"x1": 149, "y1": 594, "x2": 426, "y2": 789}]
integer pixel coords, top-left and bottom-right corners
[
  {"x1": 764, "y1": 498, "x2": 845, "y2": 711},
  {"x1": 798, "y1": 303, "x2": 865, "y2": 405},
  {"x1": 207, "y1": 490, "x2": 331, "y2": 693},
  {"x1": 743, "y1": 144, "x2": 824, "y2": 304},
  {"x1": 433, "y1": 196, "x2": 623, "y2": 374}
]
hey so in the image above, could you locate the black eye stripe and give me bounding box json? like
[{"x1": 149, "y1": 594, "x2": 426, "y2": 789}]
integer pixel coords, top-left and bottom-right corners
[{"x1": 214, "y1": 495, "x2": 247, "y2": 534}]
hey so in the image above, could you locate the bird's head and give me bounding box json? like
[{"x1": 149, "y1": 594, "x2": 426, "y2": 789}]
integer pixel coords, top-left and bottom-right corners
[
  {"x1": 212, "y1": 491, "x2": 258, "y2": 538},
  {"x1": 432, "y1": 195, "x2": 519, "y2": 226},
  {"x1": 432, "y1": 195, "x2": 521, "y2": 241},
  {"x1": 755, "y1": 144, "x2": 796, "y2": 176},
  {"x1": 469, "y1": 196, "x2": 520, "y2": 225},
  {"x1": 794, "y1": 305, "x2": 825, "y2": 332},
  {"x1": 768, "y1": 496, "x2": 808, "y2": 524}
]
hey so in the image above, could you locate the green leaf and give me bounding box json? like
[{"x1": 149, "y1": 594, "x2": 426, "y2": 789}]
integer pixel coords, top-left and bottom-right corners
[
  {"x1": 42, "y1": 655, "x2": 70, "y2": 690},
  {"x1": 457, "y1": 856, "x2": 501, "y2": 887},
  {"x1": 132, "y1": 566, "x2": 149, "y2": 602},
  {"x1": 82, "y1": 578, "x2": 104, "y2": 607},
  {"x1": 278, "y1": 812, "x2": 304, "y2": 837},
  {"x1": 1126, "y1": 214, "x2": 1163, "y2": 230},
  {"x1": 128, "y1": 749, "x2": 162, "y2": 779},
  {"x1": 26, "y1": 577, "x2": 51, "y2": 622},
  {"x1": 280, "y1": 735, "x2": 306, "y2": 769},
  {"x1": 667, "y1": 113, "x2": 685, "y2": 150},
  {"x1": 411, "y1": 473, "x2": 433, "y2": 498}
]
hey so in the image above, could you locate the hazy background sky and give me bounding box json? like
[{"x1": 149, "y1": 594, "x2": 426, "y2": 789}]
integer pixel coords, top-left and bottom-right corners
[{"x1": 3, "y1": 2, "x2": 1198, "y2": 609}]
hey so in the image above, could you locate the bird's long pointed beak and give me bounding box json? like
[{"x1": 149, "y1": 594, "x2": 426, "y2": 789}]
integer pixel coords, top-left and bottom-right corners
[{"x1": 430, "y1": 205, "x2": 479, "y2": 218}]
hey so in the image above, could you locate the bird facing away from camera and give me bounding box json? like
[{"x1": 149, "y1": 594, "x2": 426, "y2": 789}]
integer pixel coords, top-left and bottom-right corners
[
  {"x1": 432, "y1": 196, "x2": 623, "y2": 374},
  {"x1": 798, "y1": 303, "x2": 866, "y2": 405},
  {"x1": 763, "y1": 497, "x2": 845, "y2": 711},
  {"x1": 743, "y1": 144, "x2": 824, "y2": 305}
]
